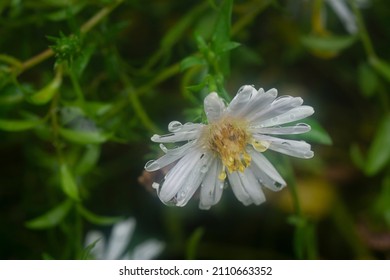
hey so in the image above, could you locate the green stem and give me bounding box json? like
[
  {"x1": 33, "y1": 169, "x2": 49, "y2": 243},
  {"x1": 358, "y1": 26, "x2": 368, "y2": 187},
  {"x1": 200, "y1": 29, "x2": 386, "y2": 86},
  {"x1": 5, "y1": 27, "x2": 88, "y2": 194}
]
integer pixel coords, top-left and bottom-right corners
[
  {"x1": 68, "y1": 67, "x2": 85, "y2": 105},
  {"x1": 350, "y1": 0, "x2": 377, "y2": 60}
]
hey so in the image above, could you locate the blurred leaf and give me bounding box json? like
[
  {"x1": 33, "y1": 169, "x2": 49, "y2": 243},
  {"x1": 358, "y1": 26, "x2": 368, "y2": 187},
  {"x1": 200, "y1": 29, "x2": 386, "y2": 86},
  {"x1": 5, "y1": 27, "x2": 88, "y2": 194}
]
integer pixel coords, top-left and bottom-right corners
[
  {"x1": 301, "y1": 34, "x2": 357, "y2": 58},
  {"x1": 72, "y1": 44, "x2": 96, "y2": 78},
  {"x1": 350, "y1": 143, "x2": 365, "y2": 170},
  {"x1": 180, "y1": 56, "x2": 205, "y2": 71},
  {"x1": 0, "y1": 118, "x2": 41, "y2": 131},
  {"x1": 186, "y1": 227, "x2": 204, "y2": 260},
  {"x1": 60, "y1": 164, "x2": 80, "y2": 201},
  {"x1": 27, "y1": 71, "x2": 62, "y2": 105},
  {"x1": 300, "y1": 118, "x2": 332, "y2": 145},
  {"x1": 59, "y1": 127, "x2": 108, "y2": 144},
  {"x1": 370, "y1": 57, "x2": 390, "y2": 83},
  {"x1": 375, "y1": 176, "x2": 390, "y2": 226},
  {"x1": 358, "y1": 63, "x2": 379, "y2": 97},
  {"x1": 74, "y1": 144, "x2": 101, "y2": 175},
  {"x1": 77, "y1": 205, "x2": 123, "y2": 226},
  {"x1": 45, "y1": 4, "x2": 85, "y2": 21},
  {"x1": 80, "y1": 237, "x2": 101, "y2": 260},
  {"x1": 25, "y1": 199, "x2": 73, "y2": 229},
  {"x1": 219, "y1": 41, "x2": 240, "y2": 53},
  {"x1": 365, "y1": 114, "x2": 390, "y2": 176},
  {"x1": 0, "y1": 84, "x2": 24, "y2": 105},
  {"x1": 84, "y1": 102, "x2": 113, "y2": 117}
]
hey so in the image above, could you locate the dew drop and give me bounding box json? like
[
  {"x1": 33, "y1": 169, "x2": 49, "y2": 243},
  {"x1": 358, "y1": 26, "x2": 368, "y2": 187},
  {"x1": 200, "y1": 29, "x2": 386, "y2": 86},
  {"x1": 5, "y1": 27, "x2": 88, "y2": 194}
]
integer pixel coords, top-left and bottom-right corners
[
  {"x1": 289, "y1": 114, "x2": 296, "y2": 120},
  {"x1": 168, "y1": 121, "x2": 182, "y2": 132},
  {"x1": 145, "y1": 160, "x2": 160, "y2": 171},
  {"x1": 304, "y1": 151, "x2": 314, "y2": 159},
  {"x1": 200, "y1": 165, "x2": 209, "y2": 173}
]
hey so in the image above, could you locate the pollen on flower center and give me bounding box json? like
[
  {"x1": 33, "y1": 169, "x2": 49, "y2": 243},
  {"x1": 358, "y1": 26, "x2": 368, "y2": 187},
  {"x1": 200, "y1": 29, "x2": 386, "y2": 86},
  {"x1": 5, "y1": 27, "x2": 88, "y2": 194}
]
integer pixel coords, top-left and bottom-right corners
[{"x1": 203, "y1": 117, "x2": 252, "y2": 175}]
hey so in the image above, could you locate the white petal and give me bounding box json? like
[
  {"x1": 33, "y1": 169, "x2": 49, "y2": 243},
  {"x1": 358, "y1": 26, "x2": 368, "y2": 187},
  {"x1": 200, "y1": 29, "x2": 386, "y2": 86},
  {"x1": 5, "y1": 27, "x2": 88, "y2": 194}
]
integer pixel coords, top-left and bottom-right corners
[
  {"x1": 158, "y1": 149, "x2": 204, "y2": 204},
  {"x1": 199, "y1": 158, "x2": 224, "y2": 210},
  {"x1": 105, "y1": 218, "x2": 136, "y2": 260},
  {"x1": 248, "y1": 147, "x2": 286, "y2": 191},
  {"x1": 239, "y1": 168, "x2": 266, "y2": 205},
  {"x1": 151, "y1": 122, "x2": 203, "y2": 143},
  {"x1": 253, "y1": 135, "x2": 314, "y2": 159},
  {"x1": 250, "y1": 123, "x2": 311, "y2": 135},
  {"x1": 84, "y1": 230, "x2": 106, "y2": 260},
  {"x1": 227, "y1": 171, "x2": 252, "y2": 206},
  {"x1": 204, "y1": 92, "x2": 226, "y2": 123},
  {"x1": 256, "y1": 105, "x2": 314, "y2": 127},
  {"x1": 226, "y1": 85, "x2": 258, "y2": 116},
  {"x1": 144, "y1": 141, "x2": 196, "y2": 171},
  {"x1": 241, "y1": 88, "x2": 278, "y2": 119},
  {"x1": 175, "y1": 153, "x2": 212, "y2": 207},
  {"x1": 129, "y1": 239, "x2": 165, "y2": 260},
  {"x1": 249, "y1": 95, "x2": 303, "y2": 123}
]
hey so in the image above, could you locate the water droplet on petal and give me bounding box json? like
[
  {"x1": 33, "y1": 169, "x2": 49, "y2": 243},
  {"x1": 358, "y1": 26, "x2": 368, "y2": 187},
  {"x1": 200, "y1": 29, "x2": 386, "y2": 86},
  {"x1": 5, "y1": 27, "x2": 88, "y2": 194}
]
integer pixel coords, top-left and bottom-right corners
[
  {"x1": 289, "y1": 114, "x2": 296, "y2": 120},
  {"x1": 200, "y1": 165, "x2": 209, "y2": 173},
  {"x1": 168, "y1": 121, "x2": 182, "y2": 132},
  {"x1": 145, "y1": 160, "x2": 160, "y2": 171},
  {"x1": 304, "y1": 151, "x2": 314, "y2": 158}
]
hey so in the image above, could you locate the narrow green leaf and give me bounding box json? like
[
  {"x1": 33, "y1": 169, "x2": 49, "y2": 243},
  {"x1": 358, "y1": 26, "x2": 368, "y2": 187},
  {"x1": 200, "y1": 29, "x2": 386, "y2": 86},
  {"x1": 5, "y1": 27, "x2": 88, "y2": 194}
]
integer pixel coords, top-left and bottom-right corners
[
  {"x1": 186, "y1": 227, "x2": 204, "y2": 260},
  {"x1": 366, "y1": 114, "x2": 390, "y2": 176},
  {"x1": 25, "y1": 199, "x2": 73, "y2": 229},
  {"x1": 81, "y1": 237, "x2": 101, "y2": 260},
  {"x1": 28, "y1": 72, "x2": 62, "y2": 105},
  {"x1": 60, "y1": 164, "x2": 80, "y2": 201},
  {"x1": 0, "y1": 118, "x2": 41, "y2": 131},
  {"x1": 59, "y1": 127, "x2": 108, "y2": 144},
  {"x1": 358, "y1": 63, "x2": 379, "y2": 97},
  {"x1": 301, "y1": 34, "x2": 357, "y2": 54},
  {"x1": 75, "y1": 144, "x2": 101, "y2": 175},
  {"x1": 77, "y1": 205, "x2": 123, "y2": 225},
  {"x1": 180, "y1": 56, "x2": 206, "y2": 71},
  {"x1": 219, "y1": 41, "x2": 241, "y2": 53},
  {"x1": 370, "y1": 57, "x2": 390, "y2": 83}
]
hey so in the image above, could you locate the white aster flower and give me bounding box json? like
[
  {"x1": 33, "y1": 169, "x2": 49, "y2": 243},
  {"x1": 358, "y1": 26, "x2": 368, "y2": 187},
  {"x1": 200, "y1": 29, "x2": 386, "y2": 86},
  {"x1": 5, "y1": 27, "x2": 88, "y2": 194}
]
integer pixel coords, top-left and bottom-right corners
[
  {"x1": 84, "y1": 218, "x2": 164, "y2": 260},
  {"x1": 145, "y1": 85, "x2": 314, "y2": 209}
]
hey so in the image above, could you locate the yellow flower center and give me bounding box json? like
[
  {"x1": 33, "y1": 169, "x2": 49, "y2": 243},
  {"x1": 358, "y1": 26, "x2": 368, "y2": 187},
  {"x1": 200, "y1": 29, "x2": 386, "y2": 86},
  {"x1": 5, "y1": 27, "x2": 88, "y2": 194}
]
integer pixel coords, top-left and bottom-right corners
[{"x1": 203, "y1": 117, "x2": 252, "y2": 177}]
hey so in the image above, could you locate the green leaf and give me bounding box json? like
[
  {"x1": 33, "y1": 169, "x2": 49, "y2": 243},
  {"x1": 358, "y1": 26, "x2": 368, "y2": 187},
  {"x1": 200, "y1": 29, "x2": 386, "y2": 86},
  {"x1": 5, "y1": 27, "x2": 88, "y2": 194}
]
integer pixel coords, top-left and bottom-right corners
[
  {"x1": 25, "y1": 199, "x2": 73, "y2": 229},
  {"x1": 186, "y1": 227, "x2": 204, "y2": 260},
  {"x1": 301, "y1": 34, "x2": 357, "y2": 56},
  {"x1": 74, "y1": 144, "x2": 101, "y2": 175},
  {"x1": 28, "y1": 72, "x2": 62, "y2": 105},
  {"x1": 219, "y1": 41, "x2": 240, "y2": 53},
  {"x1": 0, "y1": 118, "x2": 41, "y2": 131},
  {"x1": 370, "y1": 57, "x2": 390, "y2": 83},
  {"x1": 72, "y1": 44, "x2": 96, "y2": 78},
  {"x1": 0, "y1": 84, "x2": 24, "y2": 105},
  {"x1": 350, "y1": 143, "x2": 365, "y2": 170},
  {"x1": 358, "y1": 63, "x2": 379, "y2": 97},
  {"x1": 60, "y1": 164, "x2": 80, "y2": 201},
  {"x1": 180, "y1": 55, "x2": 205, "y2": 71},
  {"x1": 80, "y1": 237, "x2": 101, "y2": 260},
  {"x1": 77, "y1": 204, "x2": 123, "y2": 226},
  {"x1": 59, "y1": 127, "x2": 108, "y2": 144},
  {"x1": 300, "y1": 118, "x2": 332, "y2": 145},
  {"x1": 365, "y1": 114, "x2": 390, "y2": 176}
]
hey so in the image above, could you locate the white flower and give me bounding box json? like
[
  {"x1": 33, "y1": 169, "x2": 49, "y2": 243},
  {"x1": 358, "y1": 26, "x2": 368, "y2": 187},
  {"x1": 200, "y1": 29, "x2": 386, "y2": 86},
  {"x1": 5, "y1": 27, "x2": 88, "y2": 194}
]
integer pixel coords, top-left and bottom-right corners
[
  {"x1": 84, "y1": 218, "x2": 164, "y2": 260},
  {"x1": 145, "y1": 85, "x2": 314, "y2": 209}
]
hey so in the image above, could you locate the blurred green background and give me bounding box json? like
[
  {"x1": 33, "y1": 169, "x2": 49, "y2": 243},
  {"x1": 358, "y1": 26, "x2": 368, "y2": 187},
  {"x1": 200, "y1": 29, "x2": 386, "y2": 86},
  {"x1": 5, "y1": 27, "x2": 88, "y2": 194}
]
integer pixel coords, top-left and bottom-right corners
[{"x1": 1, "y1": 0, "x2": 389, "y2": 260}]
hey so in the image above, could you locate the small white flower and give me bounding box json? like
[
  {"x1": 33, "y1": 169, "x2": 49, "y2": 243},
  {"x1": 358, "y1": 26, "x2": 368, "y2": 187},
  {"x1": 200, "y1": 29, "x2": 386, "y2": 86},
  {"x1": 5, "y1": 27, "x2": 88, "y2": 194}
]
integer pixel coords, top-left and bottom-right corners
[
  {"x1": 145, "y1": 85, "x2": 314, "y2": 209},
  {"x1": 84, "y1": 218, "x2": 164, "y2": 260}
]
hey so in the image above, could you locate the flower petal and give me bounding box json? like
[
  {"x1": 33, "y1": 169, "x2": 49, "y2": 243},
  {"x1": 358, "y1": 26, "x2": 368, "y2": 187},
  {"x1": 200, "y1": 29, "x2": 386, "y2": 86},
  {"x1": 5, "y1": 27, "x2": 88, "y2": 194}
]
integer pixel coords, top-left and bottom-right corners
[
  {"x1": 157, "y1": 149, "x2": 204, "y2": 204},
  {"x1": 175, "y1": 153, "x2": 212, "y2": 207},
  {"x1": 204, "y1": 92, "x2": 226, "y2": 123},
  {"x1": 249, "y1": 95, "x2": 303, "y2": 123},
  {"x1": 250, "y1": 123, "x2": 311, "y2": 135},
  {"x1": 144, "y1": 141, "x2": 196, "y2": 171},
  {"x1": 226, "y1": 85, "x2": 258, "y2": 117},
  {"x1": 248, "y1": 147, "x2": 286, "y2": 191},
  {"x1": 253, "y1": 135, "x2": 314, "y2": 159},
  {"x1": 105, "y1": 218, "x2": 136, "y2": 260},
  {"x1": 228, "y1": 169, "x2": 266, "y2": 206},
  {"x1": 256, "y1": 105, "x2": 315, "y2": 127},
  {"x1": 151, "y1": 122, "x2": 203, "y2": 143},
  {"x1": 199, "y1": 158, "x2": 224, "y2": 210},
  {"x1": 129, "y1": 239, "x2": 165, "y2": 260}
]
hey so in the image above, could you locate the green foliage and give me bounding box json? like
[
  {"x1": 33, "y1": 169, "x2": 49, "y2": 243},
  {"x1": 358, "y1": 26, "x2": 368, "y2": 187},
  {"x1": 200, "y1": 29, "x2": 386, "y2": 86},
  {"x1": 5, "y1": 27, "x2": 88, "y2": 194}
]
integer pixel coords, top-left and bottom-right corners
[{"x1": 1, "y1": 0, "x2": 389, "y2": 261}]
